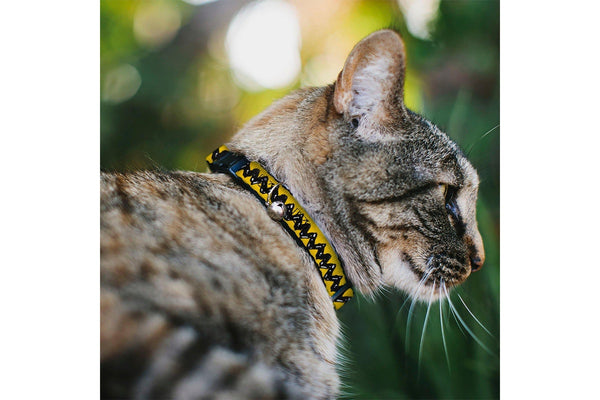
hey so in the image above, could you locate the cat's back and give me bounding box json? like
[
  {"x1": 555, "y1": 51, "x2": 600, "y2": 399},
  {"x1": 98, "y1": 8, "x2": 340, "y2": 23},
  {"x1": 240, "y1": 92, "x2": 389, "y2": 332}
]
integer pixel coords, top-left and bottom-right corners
[{"x1": 100, "y1": 170, "x2": 337, "y2": 399}]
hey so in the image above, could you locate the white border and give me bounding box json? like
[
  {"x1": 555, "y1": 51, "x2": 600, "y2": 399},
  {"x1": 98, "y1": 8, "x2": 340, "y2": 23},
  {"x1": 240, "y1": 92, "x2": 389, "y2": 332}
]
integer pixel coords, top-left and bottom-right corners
[
  {"x1": 2, "y1": 1, "x2": 600, "y2": 398},
  {"x1": 501, "y1": 1, "x2": 600, "y2": 398},
  {"x1": 0, "y1": 2, "x2": 99, "y2": 399}
]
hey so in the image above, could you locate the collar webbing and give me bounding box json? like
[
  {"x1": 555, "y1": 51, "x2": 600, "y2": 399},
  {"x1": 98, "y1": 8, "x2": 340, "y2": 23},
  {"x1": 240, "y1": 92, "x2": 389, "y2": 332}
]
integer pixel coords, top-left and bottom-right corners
[{"x1": 206, "y1": 145, "x2": 353, "y2": 310}]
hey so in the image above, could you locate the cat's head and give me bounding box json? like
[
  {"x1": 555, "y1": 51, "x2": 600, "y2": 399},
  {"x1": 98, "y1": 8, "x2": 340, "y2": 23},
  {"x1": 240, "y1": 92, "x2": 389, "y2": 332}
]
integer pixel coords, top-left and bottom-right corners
[{"x1": 232, "y1": 30, "x2": 484, "y2": 302}]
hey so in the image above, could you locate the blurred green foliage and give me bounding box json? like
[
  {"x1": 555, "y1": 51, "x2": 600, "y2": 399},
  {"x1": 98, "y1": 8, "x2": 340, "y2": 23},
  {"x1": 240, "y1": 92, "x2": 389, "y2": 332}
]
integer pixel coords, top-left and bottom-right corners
[{"x1": 101, "y1": 0, "x2": 499, "y2": 398}]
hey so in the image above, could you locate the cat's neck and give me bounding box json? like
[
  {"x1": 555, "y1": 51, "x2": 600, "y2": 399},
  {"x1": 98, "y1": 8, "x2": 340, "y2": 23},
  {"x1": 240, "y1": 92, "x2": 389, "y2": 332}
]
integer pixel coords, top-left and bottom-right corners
[
  {"x1": 229, "y1": 86, "x2": 329, "y2": 212},
  {"x1": 229, "y1": 86, "x2": 382, "y2": 296}
]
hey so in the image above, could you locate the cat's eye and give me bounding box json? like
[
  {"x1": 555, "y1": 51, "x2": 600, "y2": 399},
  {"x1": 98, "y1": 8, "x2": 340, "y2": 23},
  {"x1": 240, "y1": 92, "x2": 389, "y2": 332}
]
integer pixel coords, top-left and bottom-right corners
[
  {"x1": 351, "y1": 117, "x2": 359, "y2": 129},
  {"x1": 441, "y1": 183, "x2": 458, "y2": 217},
  {"x1": 439, "y1": 183, "x2": 448, "y2": 199},
  {"x1": 443, "y1": 185, "x2": 465, "y2": 236}
]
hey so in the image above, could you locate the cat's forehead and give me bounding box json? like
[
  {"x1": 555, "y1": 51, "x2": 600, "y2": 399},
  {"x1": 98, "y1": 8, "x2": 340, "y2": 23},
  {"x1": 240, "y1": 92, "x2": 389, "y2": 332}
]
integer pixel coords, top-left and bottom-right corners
[
  {"x1": 332, "y1": 109, "x2": 477, "y2": 189},
  {"x1": 336, "y1": 138, "x2": 464, "y2": 196},
  {"x1": 402, "y1": 117, "x2": 479, "y2": 188},
  {"x1": 375, "y1": 132, "x2": 476, "y2": 191},
  {"x1": 457, "y1": 153, "x2": 479, "y2": 188}
]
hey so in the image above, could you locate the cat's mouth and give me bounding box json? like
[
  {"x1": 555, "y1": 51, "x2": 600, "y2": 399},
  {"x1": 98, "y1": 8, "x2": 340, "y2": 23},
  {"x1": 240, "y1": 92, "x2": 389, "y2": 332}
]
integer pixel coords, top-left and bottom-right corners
[
  {"x1": 402, "y1": 252, "x2": 471, "y2": 301},
  {"x1": 424, "y1": 253, "x2": 470, "y2": 284},
  {"x1": 381, "y1": 247, "x2": 473, "y2": 302}
]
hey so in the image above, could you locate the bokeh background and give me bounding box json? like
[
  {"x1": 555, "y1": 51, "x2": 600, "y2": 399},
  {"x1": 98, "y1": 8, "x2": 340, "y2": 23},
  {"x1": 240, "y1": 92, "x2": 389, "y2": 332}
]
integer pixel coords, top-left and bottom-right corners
[{"x1": 101, "y1": 0, "x2": 499, "y2": 398}]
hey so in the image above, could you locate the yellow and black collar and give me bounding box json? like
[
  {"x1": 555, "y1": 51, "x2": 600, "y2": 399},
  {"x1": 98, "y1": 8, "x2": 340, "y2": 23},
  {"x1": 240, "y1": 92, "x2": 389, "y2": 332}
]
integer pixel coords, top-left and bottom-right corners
[{"x1": 206, "y1": 145, "x2": 353, "y2": 310}]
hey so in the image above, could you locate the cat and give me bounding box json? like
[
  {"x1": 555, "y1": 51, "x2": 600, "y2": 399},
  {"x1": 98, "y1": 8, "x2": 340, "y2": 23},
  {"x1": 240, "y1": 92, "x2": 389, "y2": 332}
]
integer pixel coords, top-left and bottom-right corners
[{"x1": 101, "y1": 29, "x2": 484, "y2": 400}]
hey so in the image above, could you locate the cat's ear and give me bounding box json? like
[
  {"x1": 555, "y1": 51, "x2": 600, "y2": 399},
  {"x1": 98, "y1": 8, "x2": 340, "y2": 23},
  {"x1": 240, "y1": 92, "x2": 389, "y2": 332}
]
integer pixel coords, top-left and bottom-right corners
[{"x1": 333, "y1": 30, "x2": 406, "y2": 122}]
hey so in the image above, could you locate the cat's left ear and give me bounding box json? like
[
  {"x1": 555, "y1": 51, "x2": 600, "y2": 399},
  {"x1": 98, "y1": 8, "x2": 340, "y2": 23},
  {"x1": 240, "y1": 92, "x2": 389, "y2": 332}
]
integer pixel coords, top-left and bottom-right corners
[{"x1": 333, "y1": 30, "x2": 406, "y2": 122}]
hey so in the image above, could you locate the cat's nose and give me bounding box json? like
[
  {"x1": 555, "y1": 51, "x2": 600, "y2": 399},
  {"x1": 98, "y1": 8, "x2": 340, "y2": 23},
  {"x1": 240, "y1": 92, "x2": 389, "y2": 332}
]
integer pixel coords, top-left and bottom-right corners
[
  {"x1": 470, "y1": 253, "x2": 484, "y2": 272},
  {"x1": 466, "y1": 230, "x2": 485, "y2": 272},
  {"x1": 466, "y1": 232, "x2": 485, "y2": 272}
]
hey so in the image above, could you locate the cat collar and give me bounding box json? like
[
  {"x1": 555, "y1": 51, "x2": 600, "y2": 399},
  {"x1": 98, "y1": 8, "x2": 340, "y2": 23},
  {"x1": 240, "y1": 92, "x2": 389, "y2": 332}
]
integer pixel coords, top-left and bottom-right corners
[{"x1": 206, "y1": 145, "x2": 354, "y2": 310}]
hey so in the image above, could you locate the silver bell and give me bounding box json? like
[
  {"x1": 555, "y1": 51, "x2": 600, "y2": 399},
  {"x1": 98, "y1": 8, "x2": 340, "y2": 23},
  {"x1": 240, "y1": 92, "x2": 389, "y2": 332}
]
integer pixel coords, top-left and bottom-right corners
[{"x1": 267, "y1": 201, "x2": 286, "y2": 221}]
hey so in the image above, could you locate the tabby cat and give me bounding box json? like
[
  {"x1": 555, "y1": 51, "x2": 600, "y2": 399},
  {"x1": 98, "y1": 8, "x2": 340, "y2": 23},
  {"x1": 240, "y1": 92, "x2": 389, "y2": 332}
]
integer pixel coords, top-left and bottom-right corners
[{"x1": 101, "y1": 30, "x2": 484, "y2": 399}]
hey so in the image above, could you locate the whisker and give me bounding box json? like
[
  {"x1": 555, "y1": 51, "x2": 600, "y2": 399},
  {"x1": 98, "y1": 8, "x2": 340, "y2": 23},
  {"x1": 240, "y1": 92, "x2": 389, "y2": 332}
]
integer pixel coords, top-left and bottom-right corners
[
  {"x1": 394, "y1": 294, "x2": 413, "y2": 330},
  {"x1": 396, "y1": 292, "x2": 414, "y2": 319},
  {"x1": 443, "y1": 295, "x2": 452, "y2": 326},
  {"x1": 439, "y1": 280, "x2": 451, "y2": 372},
  {"x1": 443, "y1": 285, "x2": 494, "y2": 356},
  {"x1": 418, "y1": 280, "x2": 436, "y2": 371},
  {"x1": 448, "y1": 300, "x2": 466, "y2": 336},
  {"x1": 466, "y1": 123, "x2": 500, "y2": 156},
  {"x1": 396, "y1": 268, "x2": 433, "y2": 324},
  {"x1": 479, "y1": 123, "x2": 500, "y2": 140},
  {"x1": 405, "y1": 297, "x2": 418, "y2": 351},
  {"x1": 456, "y1": 293, "x2": 495, "y2": 338},
  {"x1": 443, "y1": 286, "x2": 467, "y2": 336},
  {"x1": 397, "y1": 268, "x2": 429, "y2": 315},
  {"x1": 405, "y1": 269, "x2": 433, "y2": 351}
]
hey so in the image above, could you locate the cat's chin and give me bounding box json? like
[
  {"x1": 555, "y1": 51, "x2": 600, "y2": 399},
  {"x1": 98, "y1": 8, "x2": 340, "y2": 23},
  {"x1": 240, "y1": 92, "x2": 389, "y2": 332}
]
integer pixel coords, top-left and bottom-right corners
[{"x1": 380, "y1": 251, "x2": 462, "y2": 302}]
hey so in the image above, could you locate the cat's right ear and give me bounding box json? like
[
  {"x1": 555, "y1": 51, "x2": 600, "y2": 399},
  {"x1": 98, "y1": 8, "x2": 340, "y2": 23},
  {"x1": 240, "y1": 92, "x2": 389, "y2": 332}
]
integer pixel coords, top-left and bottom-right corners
[{"x1": 333, "y1": 30, "x2": 406, "y2": 124}]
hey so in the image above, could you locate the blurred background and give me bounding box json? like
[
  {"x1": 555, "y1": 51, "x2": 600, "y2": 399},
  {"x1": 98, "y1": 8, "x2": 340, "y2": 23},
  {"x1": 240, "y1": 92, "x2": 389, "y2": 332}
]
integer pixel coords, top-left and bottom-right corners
[{"x1": 101, "y1": 0, "x2": 499, "y2": 398}]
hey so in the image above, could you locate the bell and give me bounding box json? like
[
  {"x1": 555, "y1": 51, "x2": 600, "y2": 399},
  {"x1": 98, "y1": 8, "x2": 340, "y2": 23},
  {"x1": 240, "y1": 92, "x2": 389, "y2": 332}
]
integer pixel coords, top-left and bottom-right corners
[{"x1": 267, "y1": 201, "x2": 286, "y2": 221}]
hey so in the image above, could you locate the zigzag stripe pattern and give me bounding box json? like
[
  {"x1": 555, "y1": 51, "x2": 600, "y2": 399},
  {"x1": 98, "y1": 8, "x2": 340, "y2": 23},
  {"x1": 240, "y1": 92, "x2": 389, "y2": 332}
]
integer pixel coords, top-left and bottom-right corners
[
  {"x1": 207, "y1": 146, "x2": 353, "y2": 309},
  {"x1": 241, "y1": 163, "x2": 273, "y2": 195},
  {"x1": 286, "y1": 209, "x2": 343, "y2": 291}
]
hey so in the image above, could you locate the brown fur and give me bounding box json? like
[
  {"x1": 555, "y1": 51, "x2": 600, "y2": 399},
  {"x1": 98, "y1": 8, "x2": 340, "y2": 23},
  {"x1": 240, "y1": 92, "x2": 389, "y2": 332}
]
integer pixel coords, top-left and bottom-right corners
[{"x1": 101, "y1": 30, "x2": 483, "y2": 399}]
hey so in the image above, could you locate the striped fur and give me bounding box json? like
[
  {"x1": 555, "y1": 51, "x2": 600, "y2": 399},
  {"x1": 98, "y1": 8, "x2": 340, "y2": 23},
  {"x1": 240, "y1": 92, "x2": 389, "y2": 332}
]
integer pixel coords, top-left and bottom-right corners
[{"x1": 101, "y1": 30, "x2": 484, "y2": 399}]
